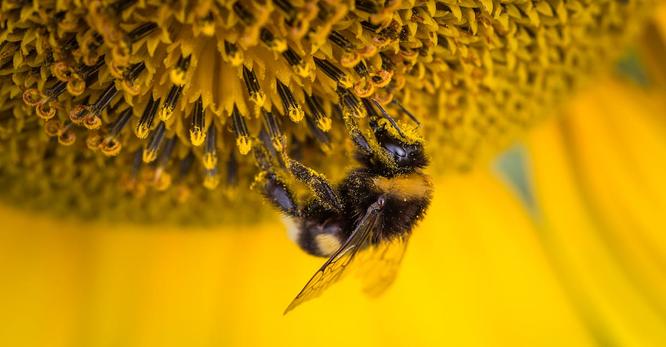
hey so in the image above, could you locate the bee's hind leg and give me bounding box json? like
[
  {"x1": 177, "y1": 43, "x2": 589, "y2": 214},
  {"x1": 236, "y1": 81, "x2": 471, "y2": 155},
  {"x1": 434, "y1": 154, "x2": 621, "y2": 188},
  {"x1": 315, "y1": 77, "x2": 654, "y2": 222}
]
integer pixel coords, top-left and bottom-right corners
[
  {"x1": 259, "y1": 171, "x2": 300, "y2": 217},
  {"x1": 253, "y1": 142, "x2": 300, "y2": 218}
]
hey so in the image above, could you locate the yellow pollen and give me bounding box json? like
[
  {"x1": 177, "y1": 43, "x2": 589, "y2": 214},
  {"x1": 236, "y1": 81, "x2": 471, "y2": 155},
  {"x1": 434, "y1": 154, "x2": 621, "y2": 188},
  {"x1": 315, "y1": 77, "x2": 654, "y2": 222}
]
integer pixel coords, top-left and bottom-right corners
[
  {"x1": 190, "y1": 128, "x2": 206, "y2": 147},
  {"x1": 338, "y1": 75, "x2": 354, "y2": 89},
  {"x1": 143, "y1": 149, "x2": 158, "y2": 163},
  {"x1": 249, "y1": 91, "x2": 267, "y2": 108},
  {"x1": 101, "y1": 139, "x2": 122, "y2": 157},
  {"x1": 154, "y1": 172, "x2": 172, "y2": 191},
  {"x1": 228, "y1": 52, "x2": 244, "y2": 67},
  {"x1": 36, "y1": 101, "x2": 56, "y2": 120},
  {"x1": 203, "y1": 173, "x2": 220, "y2": 190},
  {"x1": 135, "y1": 125, "x2": 151, "y2": 140},
  {"x1": 67, "y1": 78, "x2": 86, "y2": 96},
  {"x1": 83, "y1": 115, "x2": 102, "y2": 130},
  {"x1": 236, "y1": 137, "x2": 252, "y2": 155},
  {"x1": 159, "y1": 108, "x2": 174, "y2": 122},
  {"x1": 57, "y1": 129, "x2": 76, "y2": 146},
  {"x1": 340, "y1": 52, "x2": 361, "y2": 68},
  {"x1": 288, "y1": 107, "x2": 305, "y2": 122},
  {"x1": 44, "y1": 119, "x2": 61, "y2": 137},
  {"x1": 294, "y1": 63, "x2": 313, "y2": 78},
  {"x1": 170, "y1": 70, "x2": 187, "y2": 86},
  {"x1": 201, "y1": 23, "x2": 215, "y2": 37},
  {"x1": 202, "y1": 153, "x2": 218, "y2": 170},
  {"x1": 22, "y1": 89, "x2": 42, "y2": 106},
  {"x1": 317, "y1": 117, "x2": 332, "y2": 132},
  {"x1": 86, "y1": 134, "x2": 103, "y2": 151}
]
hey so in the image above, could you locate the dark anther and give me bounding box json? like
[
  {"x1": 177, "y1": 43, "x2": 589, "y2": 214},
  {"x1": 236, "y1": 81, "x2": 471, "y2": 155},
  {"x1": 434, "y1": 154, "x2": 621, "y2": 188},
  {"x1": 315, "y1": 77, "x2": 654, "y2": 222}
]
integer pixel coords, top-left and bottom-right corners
[
  {"x1": 328, "y1": 31, "x2": 354, "y2": 50},
  {"x1": 108, "y1": 108, "x2": 133, "y2": 137},
  {"x1": 273, "y1": 0, "x2": 296, "y2": 16},
  {"x1": 242, "y1": 66, "x2": 262, "y2": 97},
  {"x1": 356, "y1": 0, "x2": 379, "y2": 14},
  {"x1": 282, "y1": 47, "x2": 302, "y2": 66},
  {"x1": 354, "y1": 61, "x2": 370, "y2": 77},
  {"x1": 124, "y1": 62, "x2": 145, "y2": 81},
  {"x1": 90, "y1": 83, "x2": 119, "y2": 115},
  {"x1": 232, "y1": 2, "x2": 254, "y2": 24},
  {"x1": 127, "y1": 22, "x2": 158, "y2": 43},
  {"x1": 313, "y1": 57, "x2": 345, "y2": 83}
]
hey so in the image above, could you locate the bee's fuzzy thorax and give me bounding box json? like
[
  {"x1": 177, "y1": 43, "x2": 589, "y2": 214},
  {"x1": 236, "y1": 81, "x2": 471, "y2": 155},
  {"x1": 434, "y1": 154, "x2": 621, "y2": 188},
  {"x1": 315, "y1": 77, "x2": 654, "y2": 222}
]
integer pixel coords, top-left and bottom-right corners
[
  {"x1": 337, "y1": 169, "x2": 432, "y2": 242},
  {"x1": 372, "y1": 172, "x2": 433, "y2": 201}
]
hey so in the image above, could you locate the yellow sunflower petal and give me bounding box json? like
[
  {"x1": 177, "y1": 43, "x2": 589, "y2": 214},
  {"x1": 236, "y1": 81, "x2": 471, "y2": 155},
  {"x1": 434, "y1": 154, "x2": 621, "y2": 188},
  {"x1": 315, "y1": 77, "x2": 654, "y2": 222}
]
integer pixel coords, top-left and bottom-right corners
[
  {"x1": 526, "y1": 77, "x2": 666, "y2": 347},
  {"x1": 0, "y1": 169, "x2": 593, "y2": 346}
]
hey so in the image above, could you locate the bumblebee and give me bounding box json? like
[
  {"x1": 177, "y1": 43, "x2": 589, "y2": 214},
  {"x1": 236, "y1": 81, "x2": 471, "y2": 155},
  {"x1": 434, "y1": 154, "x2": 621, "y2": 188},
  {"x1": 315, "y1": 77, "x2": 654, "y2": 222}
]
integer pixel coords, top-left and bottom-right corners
[{"x1": 255, "y1": 99, "x2": 432, "y2": 313}]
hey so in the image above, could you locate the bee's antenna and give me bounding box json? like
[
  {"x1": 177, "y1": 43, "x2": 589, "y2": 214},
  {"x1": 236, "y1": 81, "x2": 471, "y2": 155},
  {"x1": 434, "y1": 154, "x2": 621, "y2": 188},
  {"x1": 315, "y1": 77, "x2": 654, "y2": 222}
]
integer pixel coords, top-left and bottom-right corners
[
  {"x1": 370, "y1": 99, "x2": 407, "y2": 139},
  {"x1": 391, "y1": 99, "x2": 420, "y2": 128}
]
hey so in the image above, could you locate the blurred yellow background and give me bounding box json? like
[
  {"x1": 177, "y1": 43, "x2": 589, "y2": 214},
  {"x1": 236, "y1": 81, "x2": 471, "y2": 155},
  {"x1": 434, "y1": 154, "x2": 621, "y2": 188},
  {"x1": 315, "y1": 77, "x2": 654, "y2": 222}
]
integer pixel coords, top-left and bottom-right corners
[{"x1": 0, "y1": 170, "x2": 592, "y2": 347}]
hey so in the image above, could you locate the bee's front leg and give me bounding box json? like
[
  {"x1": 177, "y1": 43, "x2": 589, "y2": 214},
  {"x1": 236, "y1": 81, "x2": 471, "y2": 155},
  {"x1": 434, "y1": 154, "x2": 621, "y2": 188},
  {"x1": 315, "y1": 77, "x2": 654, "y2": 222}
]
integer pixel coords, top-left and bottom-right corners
[{"x1": 286, "y1": 159, "x2": 344, "y2": 212}]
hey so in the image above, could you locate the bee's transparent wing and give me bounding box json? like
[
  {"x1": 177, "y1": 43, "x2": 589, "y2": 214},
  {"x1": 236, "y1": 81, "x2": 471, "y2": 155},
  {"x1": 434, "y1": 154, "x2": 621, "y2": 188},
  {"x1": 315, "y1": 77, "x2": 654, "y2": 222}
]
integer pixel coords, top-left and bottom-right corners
[
  {"x1": 356, "y1": 234, "x2": 411, "y2": 297},
  {"x1": 283, "y1": 203, "x2": 382, "y2": 314}
]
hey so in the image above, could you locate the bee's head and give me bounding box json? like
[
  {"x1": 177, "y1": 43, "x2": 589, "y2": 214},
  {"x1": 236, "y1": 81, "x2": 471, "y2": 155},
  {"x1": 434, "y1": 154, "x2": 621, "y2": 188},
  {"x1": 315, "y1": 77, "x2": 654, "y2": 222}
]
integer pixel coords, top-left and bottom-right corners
[
  {"x1": 374, "y1": 126, "x2": 428, "y2": 171},
  {"x1": 352, "y1": 100, "x2": 429, "y2": 174}
]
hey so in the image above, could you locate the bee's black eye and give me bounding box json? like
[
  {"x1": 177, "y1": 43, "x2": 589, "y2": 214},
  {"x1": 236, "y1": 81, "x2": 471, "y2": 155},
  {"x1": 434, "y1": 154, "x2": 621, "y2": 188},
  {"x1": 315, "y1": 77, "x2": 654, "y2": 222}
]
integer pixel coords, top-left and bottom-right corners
[
  {"x1": 372, "y1": 126, "x2": 428, "y2": 170},
  {"x1": 381, "y1": 140, "x2": 428, "y2": 170},
  {"x1": 384, "y1": 143, "x2": 406, "y2": 158}
]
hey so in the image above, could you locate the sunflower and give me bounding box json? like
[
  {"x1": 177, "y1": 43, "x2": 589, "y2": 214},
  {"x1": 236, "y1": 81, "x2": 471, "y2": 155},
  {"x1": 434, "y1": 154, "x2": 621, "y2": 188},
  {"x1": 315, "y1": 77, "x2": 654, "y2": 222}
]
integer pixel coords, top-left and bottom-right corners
[
  {"x1": 0, "y1": 0, "x2": 654, "y2": 223},
  {"x1": 0, "y1": 1, "x2": 665, "y2": 346}
]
